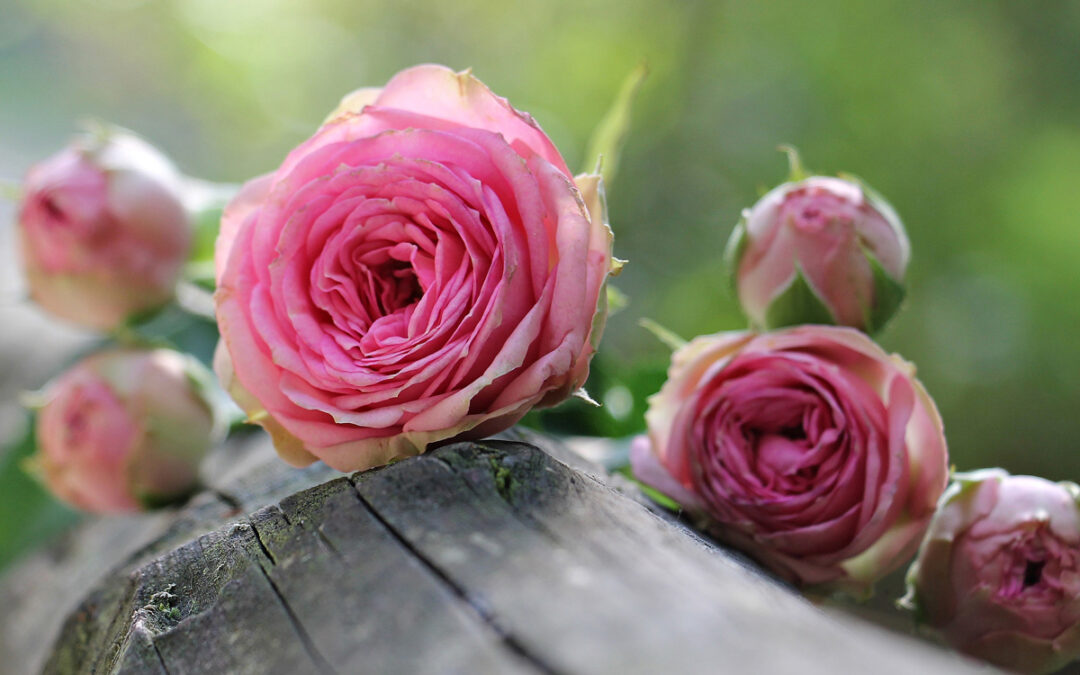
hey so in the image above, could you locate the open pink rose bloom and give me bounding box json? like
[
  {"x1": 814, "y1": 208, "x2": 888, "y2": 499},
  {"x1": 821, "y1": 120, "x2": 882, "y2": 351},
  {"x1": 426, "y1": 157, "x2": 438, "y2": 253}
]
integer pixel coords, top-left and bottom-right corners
[
  {"x1": 18, "y1": 129, "x2": 192, "y2": 330},
  {"x1": 631, "y1": 325, "x2": 948, "y2": 593},
  {"x1": 214, "y1": 65, "x2": 614, "y2": 472},
  {"x1": 903, "y1": 469, "x2": 1080, "y2": 674},
  {"x1": 33, "y1": 349, "x2": 218, "y2": 513}
]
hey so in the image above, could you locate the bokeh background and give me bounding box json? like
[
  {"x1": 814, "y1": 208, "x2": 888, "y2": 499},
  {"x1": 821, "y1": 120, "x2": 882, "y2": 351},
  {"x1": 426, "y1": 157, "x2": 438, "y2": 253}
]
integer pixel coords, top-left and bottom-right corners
[{"x1": 1, "y1": 0, "x2": 1079, "y2": 615}]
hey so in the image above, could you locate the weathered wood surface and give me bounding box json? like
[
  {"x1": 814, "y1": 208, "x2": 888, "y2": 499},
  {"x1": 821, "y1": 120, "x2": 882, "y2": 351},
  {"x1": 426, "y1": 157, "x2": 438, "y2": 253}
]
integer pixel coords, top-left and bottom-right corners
[{"x1": 0, "y1": 432, "x2": 993, "y2": 675}]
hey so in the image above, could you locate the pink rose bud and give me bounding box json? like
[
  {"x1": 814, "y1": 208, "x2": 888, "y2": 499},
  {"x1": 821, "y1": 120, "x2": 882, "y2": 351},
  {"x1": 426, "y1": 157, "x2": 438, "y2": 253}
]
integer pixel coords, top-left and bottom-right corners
[
  {"x1": 631, "y1": 325, "x2": 948, "y2": 594},
  {"x1": 31, "y1": 349, "x2": 219, "y2": 513},
  {"x1": 214, "y1": 65, "x2": 614, "y2": 472},
  {"x1": 726, "y1": 160, "x2": 910, "y2": 334},
  {"x1": 17, "y1": 127, "x2": 192, "y2": 330},
  {"x1": 902, "y1": 469, "x2": 1080, "y2": 674}
]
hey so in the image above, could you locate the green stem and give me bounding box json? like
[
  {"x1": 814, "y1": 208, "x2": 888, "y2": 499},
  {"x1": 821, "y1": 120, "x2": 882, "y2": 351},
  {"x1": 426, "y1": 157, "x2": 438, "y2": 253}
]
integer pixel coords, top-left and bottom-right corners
[{"x1": 778, "y1": 144, "x2": 810, "y2": 182}]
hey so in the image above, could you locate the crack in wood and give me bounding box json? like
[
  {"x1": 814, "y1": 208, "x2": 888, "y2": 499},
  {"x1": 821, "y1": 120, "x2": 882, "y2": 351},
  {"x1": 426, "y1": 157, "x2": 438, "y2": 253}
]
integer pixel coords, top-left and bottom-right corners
[
  {"x1": 313, "y1": 525, "x2": 342, "y2": 559},
  {"x1": 347, "y1": 473, "x2": 564, "y2": 675},
  {"x1": 434, "y1": 445, "x2": 574, "y2": 546},
  {"x1": 246, "y1": 520, "x2": 278, "y2": 566},
  {"x1": 247, "y1": 517, "x2": 339, "y2": 675},
  {"x1": 150, "y1": 636, "x2": 173, "y2": 675}
]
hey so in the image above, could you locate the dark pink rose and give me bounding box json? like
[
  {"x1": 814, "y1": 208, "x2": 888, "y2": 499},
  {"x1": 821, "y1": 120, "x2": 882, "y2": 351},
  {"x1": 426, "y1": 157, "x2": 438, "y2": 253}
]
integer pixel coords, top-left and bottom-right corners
[
  {"x1": 33, "y1": 349, "x2": 219, "y2": 513},
  {"x1": 631, "y1": 325, "x2": 948, "y2": 593},
  {"x1": 726, "y1": 175, "x2": 909, "y2": 333},
  {"x1": 903, "y1": 469, "x2": 1080, "y2": 674},
  {"x1": 214, "y1": 65, "x2": 614, "y2": 472},
  {"x1": 18, "y1": 128, "x2": 192, "y2": 329}
]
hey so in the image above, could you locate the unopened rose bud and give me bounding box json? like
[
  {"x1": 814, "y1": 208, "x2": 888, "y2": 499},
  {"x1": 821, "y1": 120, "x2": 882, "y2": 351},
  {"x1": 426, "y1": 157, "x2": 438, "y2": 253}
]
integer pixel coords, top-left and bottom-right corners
[
  {"x1": 31, "y1": 349, "x2": 219, "y2": 513},
  {"x1": 902, "y1": 469, "x2": 1080, "y2": 674},
  {"x1": 17, "y1": 127, "x2": 192, "y2": 330},
  {"x1": 726, "y1": 157, "x2": 909, "y2": 334}
]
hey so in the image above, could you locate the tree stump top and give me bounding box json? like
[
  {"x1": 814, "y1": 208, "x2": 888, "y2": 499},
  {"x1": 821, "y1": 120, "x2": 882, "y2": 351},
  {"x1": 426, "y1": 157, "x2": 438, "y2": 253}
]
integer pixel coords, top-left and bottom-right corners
[{"x1": 0, "y1": 433, "x2": 991, "y2": 674}]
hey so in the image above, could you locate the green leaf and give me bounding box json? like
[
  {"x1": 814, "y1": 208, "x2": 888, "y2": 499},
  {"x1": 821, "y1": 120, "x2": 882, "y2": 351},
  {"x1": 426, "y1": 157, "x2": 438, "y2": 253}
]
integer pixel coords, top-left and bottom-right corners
[
  {"x1": 864, "y1": 248, "x2": 906, "y2": 334},
  {"x1": 184, "y1": 262, "x2": 217, "y2": 290},
  {"x1": 0, "y1": 413, "x2": 79, "y2": 572},
  {"x1": 723, "y1": 218, "x2": 748, "y2": 291},
  {"x1": 182, "y1": 179, "x2": 239, "y2": 285},
  {"x1": 189, "y1": 207, "x2": 223, "y2": 267},
  {"x1": 115, "y1": 303, "x2": 222, "y2": 367},
  {"x1": 763, "y1": 265, "x2": 836, "y2": 329},
  {"x1": 580, "y1": 63, "x2": 649, "y2": 187}
]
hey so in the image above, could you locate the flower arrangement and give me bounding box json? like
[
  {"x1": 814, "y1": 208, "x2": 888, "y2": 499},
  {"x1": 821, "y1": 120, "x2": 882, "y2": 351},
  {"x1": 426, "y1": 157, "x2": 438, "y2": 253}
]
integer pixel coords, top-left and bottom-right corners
[{"x1": 4, "y1": 60, "x2": 1077, "y2": 674}]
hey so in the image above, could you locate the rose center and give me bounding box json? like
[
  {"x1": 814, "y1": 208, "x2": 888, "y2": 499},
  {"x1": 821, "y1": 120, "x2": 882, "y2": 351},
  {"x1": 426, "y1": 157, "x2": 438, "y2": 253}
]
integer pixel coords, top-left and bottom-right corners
[
  {"x1": 779, "y1": 425, "x2": 806, "y2": 441},
  {"x1": 64, "y1": 407, "x2": 90, "y2": 447},
  {"x1": 367, "y1": 259, "x2": 423, "y2": 316},
  {"x1": 753, "y1": 425, "x2": 817, "y2": 490},
  {"x1": 42, "y1": 196, "x2": 66, "y2": 222},
  {"x1": 781, "y1": 188, "x2": 857, "y2": 235},
  {"x1": 1023, "y1": 559, "x2": 1046, "y2": 589},
  {"x1": 997, "y1": 533, "x2": 1061, "y2": 600}
]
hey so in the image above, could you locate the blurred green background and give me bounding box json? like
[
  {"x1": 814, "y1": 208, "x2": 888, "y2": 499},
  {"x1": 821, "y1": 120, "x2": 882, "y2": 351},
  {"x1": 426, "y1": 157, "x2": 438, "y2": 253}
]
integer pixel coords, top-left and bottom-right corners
[{"x1": 2, "y1": 0, "x2": 1079, "y2": 572}]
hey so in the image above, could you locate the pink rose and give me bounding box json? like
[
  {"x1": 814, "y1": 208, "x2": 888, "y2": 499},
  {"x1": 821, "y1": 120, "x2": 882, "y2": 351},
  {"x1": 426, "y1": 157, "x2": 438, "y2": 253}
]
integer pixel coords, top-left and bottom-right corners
[
  {"x1": 631, "y1": 325, "x2": 948, "y2": 593},
  {"x1": 17, "y1": 127, "x2": 193, "y2": 330},
  {"x1": 214, "y1": 65, "x2": 613, "y2": 472},
  {"x1": 726, "y1": 175, "x2": 909, "y2": 333},
  {"x1": 902, "y1": 469, "x2": 1080, "y2": 674},
  {"x1": 33, "y1": 349, "x2": 219, "y2": 513}
]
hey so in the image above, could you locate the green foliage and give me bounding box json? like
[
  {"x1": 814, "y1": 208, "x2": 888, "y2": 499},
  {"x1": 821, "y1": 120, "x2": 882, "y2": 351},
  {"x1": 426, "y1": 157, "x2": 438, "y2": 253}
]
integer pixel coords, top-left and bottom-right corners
[
  {"x1": 721, "y1": 219, "x2": 747, "y2": 291},
  {"x1": 0, "y1": 414, "x2": 79, "y2": 570},
  {"x1": 581, "y1": 63, "x2": 648, "y2": 186},
  {"x1": 184, "y1": 181, "x2": 235, "y2": 290},
  {"x1": 865, "y1": 250, "x2": 906, "y2": 335},
  {"x1": 189, "y1": 205, "x2": 223, "y2": 270},
  {"x1": 763, "y1": 266, "x2": 835, "y2": 330},
  {"x1": 118, "y1": 304, "x2": 221, "y2": 368}
]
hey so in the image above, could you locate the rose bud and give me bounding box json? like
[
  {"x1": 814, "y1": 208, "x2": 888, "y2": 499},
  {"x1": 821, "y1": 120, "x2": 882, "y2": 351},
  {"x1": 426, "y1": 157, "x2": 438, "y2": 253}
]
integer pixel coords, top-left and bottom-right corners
[
  {"x1": 725, "y1": 156, "x2": 909, "y2": 334},
  {"x1": 30, "y1": 348, "x2": 219, "y2": 513},
  {"x1": 631, "y1": 325, "x2": 948, "y2": 595},
  {"x1": 17, "y1": 126, "x2": 192, "y2": 330},
  {"x1": 901, "y1": 469, "x2": 1080, "y2": 674},
  {"x1": 214, "y1": 64, "x2": 613, "y2": 472}
]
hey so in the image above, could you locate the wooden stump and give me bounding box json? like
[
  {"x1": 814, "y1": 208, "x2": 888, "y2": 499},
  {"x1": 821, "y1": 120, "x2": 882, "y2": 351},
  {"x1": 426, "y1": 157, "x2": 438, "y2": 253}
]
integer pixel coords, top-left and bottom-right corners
[{"x1": 0, "y1": 433, "x2": 991, "y2": 674}]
